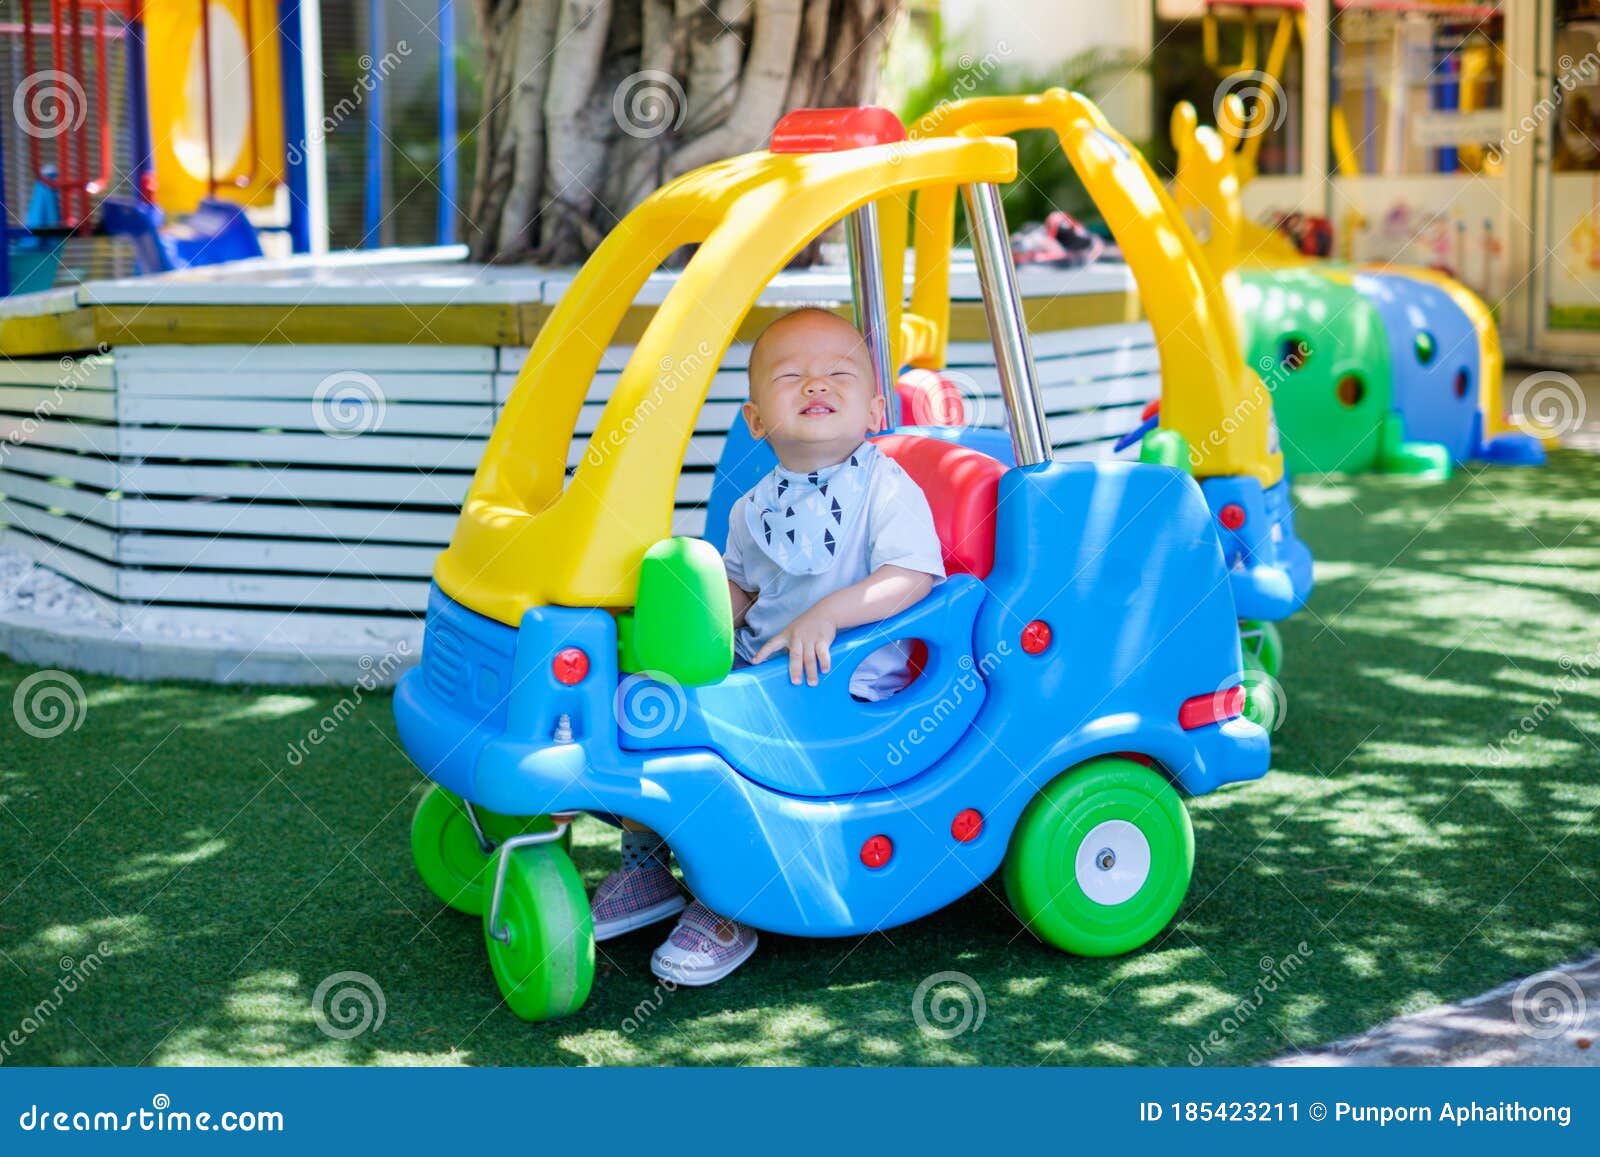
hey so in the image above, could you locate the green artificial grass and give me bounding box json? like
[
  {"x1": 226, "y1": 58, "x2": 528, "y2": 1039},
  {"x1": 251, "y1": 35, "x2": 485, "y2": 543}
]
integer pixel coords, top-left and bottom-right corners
[{"x1": 2, "y1": 451, "x2": 1598, "y2": 1066}]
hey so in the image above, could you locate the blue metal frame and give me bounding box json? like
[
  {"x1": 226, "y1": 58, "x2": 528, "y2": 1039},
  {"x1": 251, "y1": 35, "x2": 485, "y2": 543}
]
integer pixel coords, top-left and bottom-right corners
[
  {"x1": 364, "y1": 0, "x2": 388, "y2": 246},
  {"x1": 279, "y1": 0, "x2": 313, "y2": 253},
  {"x1": 1, "y1": 98, "x2": 11, "y2": 298},
  {"x1": 125, "y1": 7, "x2": 154, "y2": 201},
  {"x1": 437, "y1": 0, "x2": 457, "y2": 245}
]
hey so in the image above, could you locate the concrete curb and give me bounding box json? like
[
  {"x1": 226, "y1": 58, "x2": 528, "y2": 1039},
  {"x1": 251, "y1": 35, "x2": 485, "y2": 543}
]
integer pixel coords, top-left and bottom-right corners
[
  {"x1": 0, "y1": 610, "x2": 420, "y2": 687},
  {"x1": 1270, "y1": 952, "x2": 1600, "y2": 1067}
]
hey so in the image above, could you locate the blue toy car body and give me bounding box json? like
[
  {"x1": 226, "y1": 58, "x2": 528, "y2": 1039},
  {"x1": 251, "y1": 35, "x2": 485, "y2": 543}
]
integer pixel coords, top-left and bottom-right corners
[{"x1": 396, "y1": 455, "x2": 1268, "y2": 938}]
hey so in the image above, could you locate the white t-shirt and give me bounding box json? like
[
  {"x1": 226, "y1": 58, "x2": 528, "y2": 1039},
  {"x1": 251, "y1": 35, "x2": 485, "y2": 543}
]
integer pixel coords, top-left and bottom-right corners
[{"x1": 723, "y1": 446, "x2": 947, "y2": 700}]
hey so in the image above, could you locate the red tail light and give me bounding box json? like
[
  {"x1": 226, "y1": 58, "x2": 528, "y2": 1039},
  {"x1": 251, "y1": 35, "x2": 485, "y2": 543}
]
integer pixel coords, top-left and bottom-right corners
[{"x1": 1179, "y1": 686, "x2": 1244, "y2": 730}]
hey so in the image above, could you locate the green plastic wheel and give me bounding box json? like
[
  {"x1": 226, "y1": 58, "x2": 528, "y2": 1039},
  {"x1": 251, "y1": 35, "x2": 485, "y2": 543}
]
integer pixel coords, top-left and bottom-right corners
[
  {"x1": 483, "y1": 842, "x2": 595, "y2": 1021},
  {"x1": 1239, "y1": 619, "x2": 1283, "y2": 680},
  {"x1": 411, "y1": 786, "x2": 569, "y2": 917},
  {"x1": 1003, "y1": 757, "x2": 1194, "y2": 957}
]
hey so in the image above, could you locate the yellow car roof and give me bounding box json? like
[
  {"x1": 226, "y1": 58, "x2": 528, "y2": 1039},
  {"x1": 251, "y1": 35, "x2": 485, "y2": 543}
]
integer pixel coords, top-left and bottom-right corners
[
  {"x1": 908, "y1": 89, "x2": 1284, "y2": 488},
  {"x1": 437, "y1": 134, "x2": 1017, "y2": 624}
]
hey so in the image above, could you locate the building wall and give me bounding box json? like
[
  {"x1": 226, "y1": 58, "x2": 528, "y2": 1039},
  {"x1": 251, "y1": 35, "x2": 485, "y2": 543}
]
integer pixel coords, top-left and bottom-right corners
[{"x1": 937, "y1": 0, "x2": 1155, "y2": 138}]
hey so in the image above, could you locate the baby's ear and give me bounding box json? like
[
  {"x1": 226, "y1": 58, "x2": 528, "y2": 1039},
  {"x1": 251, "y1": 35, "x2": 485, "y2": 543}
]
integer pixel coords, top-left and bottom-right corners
[
  {"x1": 742, "y1": 399, "x2": 766, "y2": 439},
  {"x1": 867, "y1": 391, "x2": 887, "y2": 433}
]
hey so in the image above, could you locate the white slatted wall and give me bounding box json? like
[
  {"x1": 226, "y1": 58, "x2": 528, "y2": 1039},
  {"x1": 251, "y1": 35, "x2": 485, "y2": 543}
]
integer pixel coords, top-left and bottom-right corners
[{"x1": 0, "y1": 323, "x2": 1159, "y2": 618}]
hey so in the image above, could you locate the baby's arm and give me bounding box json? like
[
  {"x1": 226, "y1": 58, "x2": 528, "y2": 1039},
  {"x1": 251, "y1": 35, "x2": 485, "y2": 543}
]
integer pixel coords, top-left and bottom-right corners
[
  {"x1": 752, "y1": 564, "x2": 934, "y2": 686},
  {"x1": 728, "y1": 580, "x2": 755, "y2": 629}
]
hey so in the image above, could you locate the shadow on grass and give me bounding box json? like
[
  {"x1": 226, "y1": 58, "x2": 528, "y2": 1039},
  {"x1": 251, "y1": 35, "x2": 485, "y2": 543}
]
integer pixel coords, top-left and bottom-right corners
[{"x1": 1, "y1": 452, "x2": 1597, "y2": 1066}]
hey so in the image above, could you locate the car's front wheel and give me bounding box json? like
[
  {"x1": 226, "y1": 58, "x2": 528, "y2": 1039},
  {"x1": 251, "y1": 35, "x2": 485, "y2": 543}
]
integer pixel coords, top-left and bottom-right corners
[{"x1": 1003, "y1": 757, "x2": 1194, "y2": 956}]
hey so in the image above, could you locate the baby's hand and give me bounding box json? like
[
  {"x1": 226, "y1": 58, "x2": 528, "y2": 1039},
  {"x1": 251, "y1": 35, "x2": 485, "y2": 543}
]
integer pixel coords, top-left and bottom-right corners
[{"x1": 752, "y1": 606, "x2": 838, "y2": 686}]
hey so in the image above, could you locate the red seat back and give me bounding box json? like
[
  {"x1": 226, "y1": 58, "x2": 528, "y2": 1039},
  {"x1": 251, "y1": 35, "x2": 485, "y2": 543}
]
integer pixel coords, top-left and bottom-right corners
[{"x1": 873, "y1": 434, "x2": 1004, "y2": 579}]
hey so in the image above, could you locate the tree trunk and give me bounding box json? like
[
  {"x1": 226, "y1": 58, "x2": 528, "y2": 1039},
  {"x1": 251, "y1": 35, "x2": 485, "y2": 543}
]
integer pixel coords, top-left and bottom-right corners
[{"x1": 467, "y1": 0, "x2": 905, "y2": 264}]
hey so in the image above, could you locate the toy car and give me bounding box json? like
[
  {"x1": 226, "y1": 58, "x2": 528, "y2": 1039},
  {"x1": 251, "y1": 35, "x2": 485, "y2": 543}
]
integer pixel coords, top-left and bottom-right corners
[
  {"x1": 393, "y1": 106, "x2": 1271, "y2": 1022},
  {"x1": 902, "y1": 90, "x2": 1312, "y2": 691}
]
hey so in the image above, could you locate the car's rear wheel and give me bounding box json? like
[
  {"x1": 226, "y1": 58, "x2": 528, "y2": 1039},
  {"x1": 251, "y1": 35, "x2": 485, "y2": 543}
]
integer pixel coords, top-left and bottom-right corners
[
  {"x1": 1239, "y1": 619, "x2": 1283, "y2": 679},
  {"x1": 1004, "y1": 757, "x2": 1194, "y2": 956},
  {"x1": 411, "y1": 785, "x2": 569, "y2": 916}
]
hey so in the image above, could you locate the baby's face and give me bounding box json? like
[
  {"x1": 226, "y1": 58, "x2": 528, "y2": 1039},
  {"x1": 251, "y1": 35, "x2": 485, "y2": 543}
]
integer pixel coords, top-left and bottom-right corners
[{"x1": 745, "y1": 313, "x2": 883, "y2": 465}]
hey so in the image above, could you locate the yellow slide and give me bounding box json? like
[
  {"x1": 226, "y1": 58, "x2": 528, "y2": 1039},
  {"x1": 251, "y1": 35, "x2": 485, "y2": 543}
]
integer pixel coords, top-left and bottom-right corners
[{"x1": 144, "y1": 0, "x2": 284, "y2": 216}]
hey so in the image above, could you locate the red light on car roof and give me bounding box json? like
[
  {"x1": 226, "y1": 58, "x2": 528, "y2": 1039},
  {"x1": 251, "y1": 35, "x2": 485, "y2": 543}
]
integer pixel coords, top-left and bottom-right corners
[
  {"x1": 1179, "y1": 686, "x2": 1244, "y2": 730},
  {"x1": 770, "y1": 107, "x2": 907, "y2": 153}
]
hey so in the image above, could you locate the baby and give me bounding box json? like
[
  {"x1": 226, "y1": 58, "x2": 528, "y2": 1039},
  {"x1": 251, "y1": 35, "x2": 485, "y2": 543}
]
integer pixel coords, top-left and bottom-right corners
[{"x1": 589, "y1": 308, "x2": 947, "y2": 986}]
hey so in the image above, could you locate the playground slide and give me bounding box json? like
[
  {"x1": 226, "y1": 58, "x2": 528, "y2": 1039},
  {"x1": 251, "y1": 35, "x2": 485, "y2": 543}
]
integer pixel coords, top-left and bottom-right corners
[{"x1": 145, "y1": 0, "x2": 284, "y2": 216}]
